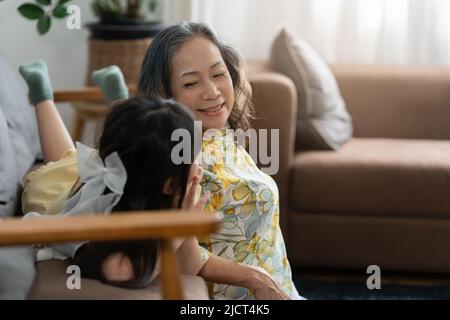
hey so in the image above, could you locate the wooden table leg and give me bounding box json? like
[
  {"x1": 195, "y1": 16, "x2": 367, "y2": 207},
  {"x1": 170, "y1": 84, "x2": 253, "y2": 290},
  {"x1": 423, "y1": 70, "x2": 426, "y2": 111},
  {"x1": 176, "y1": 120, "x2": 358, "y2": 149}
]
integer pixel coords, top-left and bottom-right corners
[
  {"x1": 160, "y1": 239, "x2": 184, "y2": 300},
  {"x1": 72, "y1": 113, "x2": 85, "y2": 142}
]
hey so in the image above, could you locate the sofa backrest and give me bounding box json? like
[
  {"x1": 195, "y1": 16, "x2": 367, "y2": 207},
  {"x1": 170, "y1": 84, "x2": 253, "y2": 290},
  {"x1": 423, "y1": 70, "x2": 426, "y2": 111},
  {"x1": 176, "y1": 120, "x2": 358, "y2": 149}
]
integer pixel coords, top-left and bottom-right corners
[
  {"x1": 0, "y1": 53, "x2": 41, "y2": 218},
  {"x1": 332, "y1": 65, "x2": 450, "y2": 140}
]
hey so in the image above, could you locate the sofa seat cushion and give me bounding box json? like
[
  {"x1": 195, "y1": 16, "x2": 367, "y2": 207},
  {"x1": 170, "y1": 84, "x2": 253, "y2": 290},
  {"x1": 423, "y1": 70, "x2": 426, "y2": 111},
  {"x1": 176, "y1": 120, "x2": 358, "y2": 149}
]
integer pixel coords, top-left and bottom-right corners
[
  {"x1": 0, "y1": 246, "x2": 36, "y2": 299},
  {"x1": 28, "y1": 260, "x2": 209, "y2": 300},
  {"x1": 291, "y1": 138, "x2": 450, "y2": 218}
]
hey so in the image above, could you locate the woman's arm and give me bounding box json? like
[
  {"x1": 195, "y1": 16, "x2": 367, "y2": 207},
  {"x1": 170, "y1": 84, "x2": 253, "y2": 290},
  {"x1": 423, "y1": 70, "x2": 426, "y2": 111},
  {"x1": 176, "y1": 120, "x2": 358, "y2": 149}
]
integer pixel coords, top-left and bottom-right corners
[
  {"x1": 199, "y1": 254, "x2": 290, "y2": 300},
  {"x1": 176, "y1": 237, "x2": 290, "y2": 300}
]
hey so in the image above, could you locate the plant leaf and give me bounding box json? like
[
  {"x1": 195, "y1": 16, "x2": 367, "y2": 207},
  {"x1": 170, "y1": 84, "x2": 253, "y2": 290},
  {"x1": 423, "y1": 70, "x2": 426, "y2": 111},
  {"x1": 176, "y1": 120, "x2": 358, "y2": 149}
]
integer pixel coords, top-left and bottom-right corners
[
  {"x1": 37, "y1": 14, "x2": 51, "y2": 35},
  {"x1": 36, "y1": 0, "x2": 51, "y2": 5},
  {"x1": 53, "y1": 4, "x2": 68, "y2": 18},
  {"x1": 57, "y1": 0, "x2": 71, "y2": 4},
  {"x1": 18, "y1": 3, "x2": 44, "y2": 20}
]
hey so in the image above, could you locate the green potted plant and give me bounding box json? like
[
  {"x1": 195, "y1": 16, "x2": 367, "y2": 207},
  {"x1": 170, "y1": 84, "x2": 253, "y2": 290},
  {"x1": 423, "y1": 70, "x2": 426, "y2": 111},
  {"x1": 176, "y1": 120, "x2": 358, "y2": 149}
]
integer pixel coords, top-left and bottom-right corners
[
  {"x1": 87, "y1": 0, "x2": 163, "y2": 40},
  {"x1": 84, "y1": 0, "x2": 164, "y2": 84}
]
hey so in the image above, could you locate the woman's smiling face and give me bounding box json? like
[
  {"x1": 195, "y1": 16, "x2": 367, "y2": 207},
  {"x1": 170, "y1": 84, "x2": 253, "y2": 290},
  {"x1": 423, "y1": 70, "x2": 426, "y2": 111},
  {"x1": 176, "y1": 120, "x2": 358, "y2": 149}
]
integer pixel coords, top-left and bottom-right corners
[{"x1": 170, "y1": 36, "x2": 234, "y2": 130}]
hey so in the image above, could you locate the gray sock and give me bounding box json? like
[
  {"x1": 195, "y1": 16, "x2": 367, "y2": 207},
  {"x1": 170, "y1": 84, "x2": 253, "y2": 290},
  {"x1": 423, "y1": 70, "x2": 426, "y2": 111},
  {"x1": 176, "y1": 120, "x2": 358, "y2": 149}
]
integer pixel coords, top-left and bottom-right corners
[
  {"x1": 19, "y1": 60, "x2": 53, "y2": 105},
  {"x1": 91, "y1": 65, "x2": 129, "y2": 104}
]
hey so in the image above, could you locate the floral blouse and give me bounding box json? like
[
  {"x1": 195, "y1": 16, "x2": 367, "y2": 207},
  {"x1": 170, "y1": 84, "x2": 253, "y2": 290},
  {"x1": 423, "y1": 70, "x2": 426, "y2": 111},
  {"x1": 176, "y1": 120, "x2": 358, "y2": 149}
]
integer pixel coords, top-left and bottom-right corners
[{"x1": 198, "y1": 126, "x2": 301, "y2": 300}]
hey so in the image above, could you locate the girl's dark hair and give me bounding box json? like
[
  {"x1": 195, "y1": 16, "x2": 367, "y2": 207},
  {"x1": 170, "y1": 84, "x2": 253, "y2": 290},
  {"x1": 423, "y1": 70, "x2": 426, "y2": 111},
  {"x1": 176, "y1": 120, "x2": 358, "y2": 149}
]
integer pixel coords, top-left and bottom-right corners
[
  {"x1": 73, "y1": 97, "x2": 196, "y2": 288},
  {"x1": 136, "y1": 21, "x2": 254, "y2": 131}
]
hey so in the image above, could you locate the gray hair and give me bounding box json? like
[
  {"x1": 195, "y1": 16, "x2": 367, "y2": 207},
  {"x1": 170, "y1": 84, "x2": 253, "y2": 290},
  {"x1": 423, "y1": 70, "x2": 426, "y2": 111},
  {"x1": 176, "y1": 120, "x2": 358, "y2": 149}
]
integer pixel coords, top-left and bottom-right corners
[{"x1": 135, "y1": 22, "x2": 254, "y2": 131}]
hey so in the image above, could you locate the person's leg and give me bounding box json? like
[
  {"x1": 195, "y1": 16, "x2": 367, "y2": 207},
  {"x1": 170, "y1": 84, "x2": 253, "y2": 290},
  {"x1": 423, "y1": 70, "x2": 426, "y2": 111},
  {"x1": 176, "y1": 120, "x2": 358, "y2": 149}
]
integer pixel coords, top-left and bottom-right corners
[
  {"x1": 91, "y1": 65, "x2": 129, "y2": 106},
  {"x1": 19, "y1": 60, "x2": 74, "y2": 163}
]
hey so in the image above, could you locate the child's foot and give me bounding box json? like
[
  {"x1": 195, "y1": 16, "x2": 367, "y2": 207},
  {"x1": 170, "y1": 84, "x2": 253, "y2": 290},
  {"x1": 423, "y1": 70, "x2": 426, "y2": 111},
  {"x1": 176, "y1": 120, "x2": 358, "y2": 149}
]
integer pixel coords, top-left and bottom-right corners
[
  {"x1": 19, "y1": 60, "x2": 53, "y2": 105},
  {"x1": 91, "y1": 66, "x2": 129, "y2": 104},
  {"x1": 101, "y1": 252, "x2": 135, "y2": 283}
]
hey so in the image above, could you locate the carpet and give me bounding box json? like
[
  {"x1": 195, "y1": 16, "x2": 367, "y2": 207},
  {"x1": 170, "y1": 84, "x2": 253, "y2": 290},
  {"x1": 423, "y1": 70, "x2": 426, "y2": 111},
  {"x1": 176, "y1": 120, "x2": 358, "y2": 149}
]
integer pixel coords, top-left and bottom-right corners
[{"x1": 294, "y1": 278, "x2": 450, "y2": 300}]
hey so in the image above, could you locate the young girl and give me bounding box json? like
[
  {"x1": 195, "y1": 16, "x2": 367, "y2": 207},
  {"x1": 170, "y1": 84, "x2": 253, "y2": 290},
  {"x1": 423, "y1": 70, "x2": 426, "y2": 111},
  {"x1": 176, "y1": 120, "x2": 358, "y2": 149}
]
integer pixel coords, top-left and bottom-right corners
[{"x1": 19, "y1": 60, "x2": 291, "y2": 299}]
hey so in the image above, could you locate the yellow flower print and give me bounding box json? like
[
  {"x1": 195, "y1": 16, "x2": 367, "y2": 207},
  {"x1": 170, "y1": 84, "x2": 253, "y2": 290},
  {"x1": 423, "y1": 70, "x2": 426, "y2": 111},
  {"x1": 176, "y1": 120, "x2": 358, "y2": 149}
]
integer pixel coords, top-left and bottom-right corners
[
  {"x1": 282, "y1": 256, "x2": 289, "y2": 268},
  {"x1": 265, "y1": 228, "x2": 277, "y2": 247},
  {"x1": 214, "y1": 164, "x2": 239, "y2": 189},
  {"x1": 259, "y1": 188, "x2": 274, "y2": 214},
  {"x1": 233, "y1": 233, "x2": 261, "y2": 263},
  {"x1": 232, "y1": 183, "x2": 253, "y2": 201},
  {"x1": 204, "y1": 191, "x2": 222, "y2": 212},
  {"x1": 233, "y1": 240, "x2": 250, "y2": 262},
  {"x1": 248, "y1": 234, "x2": 260, "y2": 253},
  {"x1": 241, "y1": 195, "x2": 257, "y2": 219},
  {"x1": 201, "y1": 174, "x2": 222, "y2": 193},
  {"x1": 282, "y1": 278, "x2": 293, "y2": 292},
  {"x1": 223, "y1": 206, "x2": 235, "y2": 216},
  {"x1": 259, "y1": 239, "x2": 275, "y2": 257},
  {"x1": 272, "y1": 213, "x2": 279, "y2": 226},
  {"x1": 262, "y1": 258, "x2": 276, "y2": 275}
]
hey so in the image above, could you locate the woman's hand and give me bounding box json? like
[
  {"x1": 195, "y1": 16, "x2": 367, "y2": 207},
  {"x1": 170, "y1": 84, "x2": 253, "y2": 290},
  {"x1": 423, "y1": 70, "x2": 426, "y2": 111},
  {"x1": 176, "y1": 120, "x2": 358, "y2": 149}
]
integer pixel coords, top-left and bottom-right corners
[
  {"x1": 247, "y1": 265, "x2": 292, "y2": 300},
  {"x1": 198, "y1": 255, "x2": 291, "y2": 300}
]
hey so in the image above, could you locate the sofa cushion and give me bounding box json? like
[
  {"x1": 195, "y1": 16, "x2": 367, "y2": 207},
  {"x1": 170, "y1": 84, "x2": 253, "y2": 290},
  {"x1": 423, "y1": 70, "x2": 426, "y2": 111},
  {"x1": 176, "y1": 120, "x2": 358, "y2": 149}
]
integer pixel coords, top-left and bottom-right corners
[
  {"x1": 0, "y1": 54, "x2": 41, "y2": 175},
  {"x1": 0, "y1": 54, "x2": 41, "y2": 217},
  {"x1": 28, "y1": 260, "x2": 209, "y2": 300},
  {"x1": 0, "y1": 245, "x2": 36, "y2": 300},
  {"x1": 0, "y1": 106, "x2": 19, "y2": 217},
  {"x1": 291, "y1": 138, "x2": 450, "y2": 218},
  {"x1": 270, "y1": 27, "x2": 353, "y2": 151}
]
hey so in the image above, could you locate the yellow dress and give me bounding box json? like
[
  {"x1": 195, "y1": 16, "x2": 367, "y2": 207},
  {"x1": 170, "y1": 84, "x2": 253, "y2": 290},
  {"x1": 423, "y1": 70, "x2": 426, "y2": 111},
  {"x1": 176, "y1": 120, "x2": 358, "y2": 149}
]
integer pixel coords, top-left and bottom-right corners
[
  {"x1": 22, "y1": 149, "x2": 79, "y2": 215},
  {"x1": 198, "y1": 127, "x2": 300, "y2": 300}
]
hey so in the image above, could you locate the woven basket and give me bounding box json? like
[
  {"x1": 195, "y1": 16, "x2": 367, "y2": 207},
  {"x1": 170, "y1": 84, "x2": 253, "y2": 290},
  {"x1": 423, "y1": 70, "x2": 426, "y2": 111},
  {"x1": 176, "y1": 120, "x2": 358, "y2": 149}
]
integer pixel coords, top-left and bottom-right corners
[{"x1": 86, "y1": 37, "x2": 153, "y2": 86}]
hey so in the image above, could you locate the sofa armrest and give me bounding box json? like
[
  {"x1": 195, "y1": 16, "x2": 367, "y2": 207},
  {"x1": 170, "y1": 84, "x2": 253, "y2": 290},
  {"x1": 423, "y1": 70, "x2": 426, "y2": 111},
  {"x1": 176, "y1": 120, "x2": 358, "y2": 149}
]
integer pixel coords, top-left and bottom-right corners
[
  {"x1": 0, "y1": 210, "x2": 220, "y2": 300},
  {"x1": 248, "y1": 70, "x2": 298, "y2": 236}
]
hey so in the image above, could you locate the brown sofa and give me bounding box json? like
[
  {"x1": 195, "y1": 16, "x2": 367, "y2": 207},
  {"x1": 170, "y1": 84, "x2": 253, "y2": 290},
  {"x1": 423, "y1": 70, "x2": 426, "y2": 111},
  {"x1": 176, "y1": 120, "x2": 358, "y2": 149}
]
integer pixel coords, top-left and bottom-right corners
[{"x1": 247, "y1": 61, "x2": 450, "y2": 274}]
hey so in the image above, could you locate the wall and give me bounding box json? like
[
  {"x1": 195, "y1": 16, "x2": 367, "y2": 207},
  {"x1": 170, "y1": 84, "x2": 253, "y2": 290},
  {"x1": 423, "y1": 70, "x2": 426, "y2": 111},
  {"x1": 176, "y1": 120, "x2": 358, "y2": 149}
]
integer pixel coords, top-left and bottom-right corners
[{"x1": 1, "y1": 1, "x2": 95, "y2": 137}]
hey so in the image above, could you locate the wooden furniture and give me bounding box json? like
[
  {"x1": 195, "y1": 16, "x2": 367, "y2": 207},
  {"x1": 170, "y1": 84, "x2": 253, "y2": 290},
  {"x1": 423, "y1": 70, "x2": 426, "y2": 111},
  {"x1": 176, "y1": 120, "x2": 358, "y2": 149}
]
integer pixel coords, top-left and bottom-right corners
[
  {"x1": 54, "y1": 87, "x2": 106, "y2": 142},
  {"x1": 0, "y1": 210, "x2": 220, "y2": 300},
  {"x1": 55, "y1": 86, "x2": 135, "y2": 142}
]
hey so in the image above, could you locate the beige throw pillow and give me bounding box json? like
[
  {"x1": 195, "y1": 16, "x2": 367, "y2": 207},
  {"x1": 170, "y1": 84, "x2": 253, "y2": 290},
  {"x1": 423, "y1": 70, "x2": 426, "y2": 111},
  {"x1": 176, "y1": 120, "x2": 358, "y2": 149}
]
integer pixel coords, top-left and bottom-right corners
[{"x1": 270, "y1": 27, "x2": 353, "y2": 150}]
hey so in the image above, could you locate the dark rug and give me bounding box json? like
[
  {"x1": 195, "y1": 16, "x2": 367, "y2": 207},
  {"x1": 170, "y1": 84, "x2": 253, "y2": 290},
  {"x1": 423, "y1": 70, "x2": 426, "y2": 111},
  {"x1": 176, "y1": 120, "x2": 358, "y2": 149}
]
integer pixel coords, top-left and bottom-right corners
[{"x1": 293, "y1": 273, "x2": 450, "y2": 300}]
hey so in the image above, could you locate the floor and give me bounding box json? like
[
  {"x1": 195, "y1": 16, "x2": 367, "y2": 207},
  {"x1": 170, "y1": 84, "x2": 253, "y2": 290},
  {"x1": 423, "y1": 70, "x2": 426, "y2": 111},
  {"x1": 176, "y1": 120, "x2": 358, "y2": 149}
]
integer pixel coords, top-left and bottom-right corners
[{"x1": 292, "y1": 268, "x2": 450, "y2": 300}]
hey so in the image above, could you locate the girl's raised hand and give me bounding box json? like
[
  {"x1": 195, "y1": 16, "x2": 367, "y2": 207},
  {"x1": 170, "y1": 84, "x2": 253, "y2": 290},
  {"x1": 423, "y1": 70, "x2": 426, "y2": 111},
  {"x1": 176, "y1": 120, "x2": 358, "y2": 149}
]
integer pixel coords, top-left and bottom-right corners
[{"x1": 182, "y1": 173, "x2": 211, "y2": 210}]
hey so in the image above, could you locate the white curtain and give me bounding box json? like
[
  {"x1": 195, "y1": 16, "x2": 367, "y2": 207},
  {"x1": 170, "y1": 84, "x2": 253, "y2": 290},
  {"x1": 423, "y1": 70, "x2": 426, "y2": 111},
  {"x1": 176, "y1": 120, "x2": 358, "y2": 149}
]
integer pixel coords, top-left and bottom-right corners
[{"x1": 163, "y1": 0, "x2": 450, "y2": 66}]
